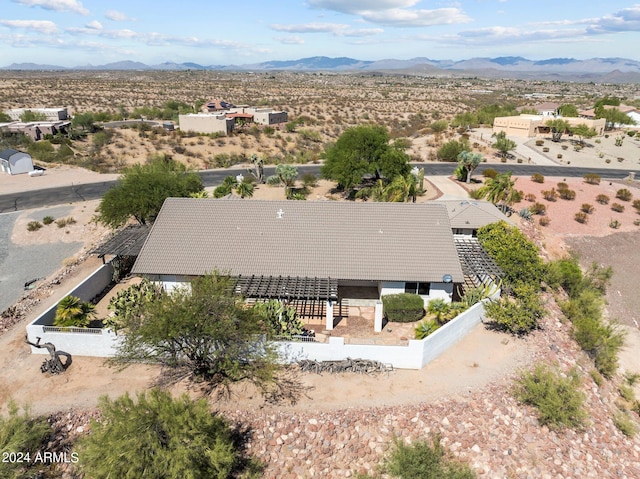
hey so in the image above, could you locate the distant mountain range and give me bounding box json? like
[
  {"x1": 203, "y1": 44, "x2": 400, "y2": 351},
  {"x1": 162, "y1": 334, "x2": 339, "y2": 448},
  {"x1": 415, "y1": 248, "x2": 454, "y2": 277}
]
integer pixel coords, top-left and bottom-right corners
[{"x1": 3, "y1": 56, "x2": 640, "y2": 82}]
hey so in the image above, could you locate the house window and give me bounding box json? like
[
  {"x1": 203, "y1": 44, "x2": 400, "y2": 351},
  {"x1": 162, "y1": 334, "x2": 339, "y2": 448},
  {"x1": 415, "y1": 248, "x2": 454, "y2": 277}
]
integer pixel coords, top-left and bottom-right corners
[{"x1": 405, "y1": 282, "x2": 431, "y2": 295}]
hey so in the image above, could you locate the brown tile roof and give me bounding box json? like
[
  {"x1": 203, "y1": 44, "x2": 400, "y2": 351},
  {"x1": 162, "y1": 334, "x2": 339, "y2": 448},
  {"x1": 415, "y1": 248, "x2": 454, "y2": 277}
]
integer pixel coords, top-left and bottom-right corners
[
  {"x1": 132, "y1": 199, "x2": 464, "y2": 283},
  {"x1": 439, "y1": 200, "x2": 512, "y2": 230}
]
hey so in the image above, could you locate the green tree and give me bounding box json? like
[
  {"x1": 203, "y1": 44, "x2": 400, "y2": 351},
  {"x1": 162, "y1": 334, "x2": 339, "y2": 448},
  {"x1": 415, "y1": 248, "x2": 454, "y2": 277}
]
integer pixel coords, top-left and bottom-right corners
[
  {"x1": 110, "y1": 273, "x2": 287, "y2": 398},
  {"x1": 492, "y1": 131, "x2": 517, "y2": 159},
  {"x1": 558, "y1": 104, "x2": 579, "y2": 117},
  {"x1": 478, "y1": 173, "x2": 518, "y2": 213},
  {"x1": 77, "y1": 389, "x2": 260, "y2": 479},
  {"x1": 71, "y1": 112, "x2": 97, "y2": 132},
  {"x1": 19, "y1": 110, "x2": 47, "y2": 122},
  {"x1": 97, "y1": 158, "x2": 203, "y2": 228},
  {"x1": 0, "y1": 401, "x2": 51, "y2": 479},
  {"x1": 570, "y1": 124, "x2": 598, "y2": 145},
  {"x1": 321, "y1": 124, "x2": 410, "y2": 190},
  {"x1": 27, "y1": 140, "x2": 56, "y2": 162},
  {"x1": 477, "y1": 221, "x2": 545, "y2": 289},
  {"x1": 437, "y1": 138, "x2": 470, "y2": 162},
  {"x1": 595, "y1": 107, "x2": 635, "y2": 129},
  {"x1": 54, "y1": 295, "x2": 96, "y2": 327},
  {"x1": 429, "y1": 119, "x2": 448, "y2": 133},
  {"x1": 545, "y1": 119, "x2": 571, "y2": 142},
  {"x1": 456, "y1": 150, "x2": 483, "y2": 183}
]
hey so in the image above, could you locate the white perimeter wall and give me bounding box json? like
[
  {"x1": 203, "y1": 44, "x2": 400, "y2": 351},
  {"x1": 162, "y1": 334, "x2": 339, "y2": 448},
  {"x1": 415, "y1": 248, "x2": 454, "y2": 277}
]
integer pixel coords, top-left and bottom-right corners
[{"x1": 26, "y1": 267, "x2": 496, "y2": 368}]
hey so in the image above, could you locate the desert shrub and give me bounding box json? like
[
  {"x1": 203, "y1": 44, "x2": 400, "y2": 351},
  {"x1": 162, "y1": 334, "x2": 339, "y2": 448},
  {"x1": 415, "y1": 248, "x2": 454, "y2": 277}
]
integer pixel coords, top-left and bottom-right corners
[
  {"x1": 0, "y1": 401, "x2": 52, "y2": 479},
  {"x1": 524, "y1": 193, "x2": 536, "y2": 202},
  {"x1": 557, "y1": 154, "x2": 563, "y2": 159},
  {"x1": 633, "y1": 199, "x2": 640, "y2": 213},
  {"x1": 616, "y1": 188, "x2": 633, "y2": 201},
  {"x1": 519, "y1": 208, "x2": 532, "y2": 220},
  {"x1": 590, "y1": 369, "x2": 604, "y2": 387},
  {"x1": 539, "y1": 216, "x2": 550, "y2": 226},
  {"x1": 546, "y1": 257, "x2": 584, "y2": 296},
  {"x1": 77, "y1": 390, "x2": 258, "y2": 479},
  {"x1": 42, "y1": 215, "x2": 55, "y2": 225},
  {"x1": 613, "y1": 411, "x2": 637, "y2": 437},
  {"x1": 531, "y1": 173, "x2": 545, "y2": 183},
  {"x1": 27, "y1": 221, "x2": 42, "y2": 231},
  {"x1": 581, "y1": 203, "x2": 594, "y2": 214},
  {"x1": 301, "y1": 172, "x2": 318, "y2": 188},
  {"x1": 542, "y1": 188, "x2": 557, "y2": 201},
  {"x1": 468, "y1": 188, "x2": 484, "y2": 199},
  {"x1": 573, "y1": 211, "x2": 589, "y2": 224},
  {"x1": 253, "y1": 299, "x2": 306, "y2": 339},
  {"x1": 559, "y1": 188, "x2": 576, "y2": 200},
  {"x1": 529, "y1": 202, "x2": 546, "y2": 215},
  {"x1": 542, "y1": 147, "x2": 549, "y2": 152},
  {"x1": 611, "y1": 203, "x2": 625, "y2": 213},
  {"x1": 596, "y1": 194, "x2": 610, "y2": 205},
  {"x1": 514, "y1": 364, "x2": 587, "y2": 430},
  {"x1": 535, "y1": 139, "x2": 544, "y2": 146},
  {"x1": 561, "y1": 284, "x2": 625, "y2": 378},
  {"x1": 557, "y1": 182, "x2": 568, "y2": 190},
  {"x1": 609, "y1": 219, "x2": 621, "y2": 229},
  {"x1": 55, "y1": 217, "x2": 77, "y2": 228},
  {"x1": 383, "y1": 435, "x2": 476, "y2": 479},
  {"x1": 382, "y1": 293, "x2": 424, "y2": 323},
  {"x1": 583, "y1": 173, "x2": 601, "y2": 185},
  {"x1": 105, "y1": 279, "x2": 161, "y2": 332},
  {"x1": 484, "y1": 285, "x2": 544, "y2": 335},
  {"x1": 414, "y1": 319, "x2": 440, "y2": 340},
  {"x1": 481, "y1": 168, "x2": 498, "y2": 179},
  {"x1": 477, "y1": 221, "x2": 545, "y2": 290}
]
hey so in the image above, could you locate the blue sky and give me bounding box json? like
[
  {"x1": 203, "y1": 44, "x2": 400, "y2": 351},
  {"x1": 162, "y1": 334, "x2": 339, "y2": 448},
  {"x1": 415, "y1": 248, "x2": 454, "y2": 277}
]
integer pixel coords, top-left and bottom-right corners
[{"x1": 1, "y1": 0, "x2": 640, "y2": 66}]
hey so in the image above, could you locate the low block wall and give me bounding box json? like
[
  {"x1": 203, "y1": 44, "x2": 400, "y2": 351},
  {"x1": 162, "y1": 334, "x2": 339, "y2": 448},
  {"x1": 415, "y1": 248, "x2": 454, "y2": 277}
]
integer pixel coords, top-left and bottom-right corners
[
  {"x1": 277, "y1": 300, "x2": 489, "y2": 369},
  {"x1": 26, "y1": 264, "x2": 494, "y2": 367},
  {"x1": 26, "y1": 263, "x2": 120, "y2": 357}
]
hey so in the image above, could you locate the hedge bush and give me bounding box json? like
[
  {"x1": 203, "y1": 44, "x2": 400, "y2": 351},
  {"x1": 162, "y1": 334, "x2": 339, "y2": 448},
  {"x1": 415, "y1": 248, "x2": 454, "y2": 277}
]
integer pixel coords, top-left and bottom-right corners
[{"x1": 382, "y1": 293, "x2": 425, "y2": 322}]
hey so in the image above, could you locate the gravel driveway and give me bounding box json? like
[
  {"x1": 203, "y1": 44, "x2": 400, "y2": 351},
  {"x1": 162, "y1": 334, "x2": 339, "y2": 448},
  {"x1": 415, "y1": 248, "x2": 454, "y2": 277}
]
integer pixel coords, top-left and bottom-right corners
[{"x1": 0, "y1": 210, "x2": 82, "y2": 313}]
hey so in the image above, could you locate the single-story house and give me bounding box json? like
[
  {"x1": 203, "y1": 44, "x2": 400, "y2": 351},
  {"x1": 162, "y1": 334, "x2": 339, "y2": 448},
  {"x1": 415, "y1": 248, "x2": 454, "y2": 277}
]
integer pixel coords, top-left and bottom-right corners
[
  {"x1": 493, "y1": 115, "x2": 606, "y2": 138},
  {"x1": 132, "y1": 199, "x2": 471, "y2": 330},
  {"x1": 0, "y1": 148, "x2": 34, "y2": 175},
  {"x1": 440, "y1": 199, "x2": 513, "y2": 237},
  {"x1": 5, "y1": 107, "x2": 68, "y2": 121}
]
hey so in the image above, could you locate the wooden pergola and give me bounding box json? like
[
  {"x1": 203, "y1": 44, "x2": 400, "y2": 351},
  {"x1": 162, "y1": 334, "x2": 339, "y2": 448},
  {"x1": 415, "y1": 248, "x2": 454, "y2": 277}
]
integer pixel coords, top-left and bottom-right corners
[{"x1": 454, "y1": 237, "x2": 503, "y2": 290}]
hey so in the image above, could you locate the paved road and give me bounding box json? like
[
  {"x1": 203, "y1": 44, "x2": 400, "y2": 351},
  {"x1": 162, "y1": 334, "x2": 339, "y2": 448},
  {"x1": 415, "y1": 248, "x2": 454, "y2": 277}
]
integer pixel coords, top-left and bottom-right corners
[{"x1": 1, "y1": 163, "x2": 638, "y2": 213}]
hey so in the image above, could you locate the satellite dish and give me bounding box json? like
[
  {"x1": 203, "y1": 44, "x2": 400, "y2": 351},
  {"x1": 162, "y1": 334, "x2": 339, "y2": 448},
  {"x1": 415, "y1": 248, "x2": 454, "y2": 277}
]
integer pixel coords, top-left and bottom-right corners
[{"x1": 442, "y1": 274, "x2": 453, "y2": 283}]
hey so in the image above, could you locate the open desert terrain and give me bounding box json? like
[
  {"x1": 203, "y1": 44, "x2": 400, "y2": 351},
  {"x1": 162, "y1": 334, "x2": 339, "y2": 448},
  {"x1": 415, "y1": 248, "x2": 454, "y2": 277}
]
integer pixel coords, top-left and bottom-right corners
[{"x1": 2, "y1": 71, "x2": 640, "y2": 477}]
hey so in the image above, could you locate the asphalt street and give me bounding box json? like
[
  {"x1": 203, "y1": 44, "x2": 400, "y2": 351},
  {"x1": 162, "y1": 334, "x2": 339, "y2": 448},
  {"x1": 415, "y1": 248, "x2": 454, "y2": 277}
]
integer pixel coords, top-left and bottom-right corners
[{"x1": 1, "y1": 163, "x2": 638, "y2": 213}]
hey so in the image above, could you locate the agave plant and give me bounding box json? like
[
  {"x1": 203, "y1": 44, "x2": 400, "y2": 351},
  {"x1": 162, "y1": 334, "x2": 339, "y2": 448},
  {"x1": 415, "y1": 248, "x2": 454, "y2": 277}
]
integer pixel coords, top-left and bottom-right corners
[
  {"x1": 414, "y1": 319, "x2": 439, "y2": 339},
  {"x1": 54, "y1": 295, "x2": 96, "y2": 328}
]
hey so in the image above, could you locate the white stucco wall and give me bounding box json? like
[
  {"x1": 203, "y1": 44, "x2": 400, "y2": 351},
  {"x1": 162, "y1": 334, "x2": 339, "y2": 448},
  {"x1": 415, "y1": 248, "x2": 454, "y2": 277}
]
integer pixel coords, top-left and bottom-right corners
[{"x1": 380, "y1": 281, "x2": 454, "y2": 306}]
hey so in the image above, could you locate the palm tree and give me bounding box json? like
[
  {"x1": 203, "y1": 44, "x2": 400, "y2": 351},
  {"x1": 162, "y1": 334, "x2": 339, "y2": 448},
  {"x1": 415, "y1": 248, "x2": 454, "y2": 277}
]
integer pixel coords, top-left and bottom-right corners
[
  {"x1": 479, "y1": 172, "x2": 518, "y2": 213},
  {"x1": 54, "y1": 295, "x2": 96, "y2": 327},
  {"x1": 235, "y1": 181, "x2": 254, "y2": 199},
  {"x1": 355, "y1": 179, "x2": 386, "y2": 201},
  {"x1": 383, "y1": 174, "x2": 418, "y2": 202}
]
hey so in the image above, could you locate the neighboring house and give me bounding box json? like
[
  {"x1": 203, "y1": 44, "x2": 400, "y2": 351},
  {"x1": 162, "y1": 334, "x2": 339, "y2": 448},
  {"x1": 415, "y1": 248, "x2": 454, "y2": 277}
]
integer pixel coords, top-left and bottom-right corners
[
  {"x1": 132, "y1": 199, "x2": 470, "y2": 329},
  {"x1": 5, "y1": 107, "x2": 68, "y2": 121},
  {"x1": 3, "y1": 120, "x2": 70, "y2": 141},
  {"x1": 440, "y1": 200, "x2": 513, "y2": 237},
  {"x1": 493, "y1": 115, "x2": 606, "y2": 138},
  {"x1": 519, "y1": 102, "x2": 560, "y2": 117},
  {"x1": 0, "y1": 148, "x2": 34, "y2": 175},
  {"x1": 178, "y1": 113, "x2": 235, "y2": 135}
]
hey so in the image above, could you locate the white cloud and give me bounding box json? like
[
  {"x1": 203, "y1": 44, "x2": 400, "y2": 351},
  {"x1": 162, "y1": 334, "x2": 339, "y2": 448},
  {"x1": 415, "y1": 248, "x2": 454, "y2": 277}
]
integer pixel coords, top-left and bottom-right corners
[
  {"x1": 359, "y1": 7, "x2": 471, "y2": 27},
  {"x1": 270, "y1": 22, "x2": 351, "y2": 34},
  {"x1": 0, "y1": 19, "x2": 58, "y2": 34},
  {"x1": 105, "y1": 10, "x2": 134, "y2": 22},
  {"x1": 308, "y1": 0, "x2": 419, "y2": 14},
  {"x1": 276, "y1": 35, "x2": 305, "y2": 45},
  {"x1": 85, "y1": 20, "x2": 102, "y2": 30},
  {"x1": 307, "y1": 0, "x2": 470, "y2": 27},
  {"x1": 14, "y1": 0, "x2": 89, "y2": 15}
]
